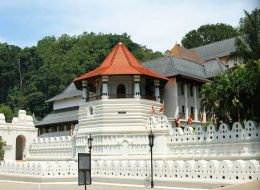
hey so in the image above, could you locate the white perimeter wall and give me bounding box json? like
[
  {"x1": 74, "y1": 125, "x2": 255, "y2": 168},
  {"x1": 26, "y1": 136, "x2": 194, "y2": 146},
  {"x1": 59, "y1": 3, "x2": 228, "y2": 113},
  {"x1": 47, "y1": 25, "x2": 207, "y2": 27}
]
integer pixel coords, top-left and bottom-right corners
[{"x1": 0, "y1": 110, "x2": 37, "y2": 161}]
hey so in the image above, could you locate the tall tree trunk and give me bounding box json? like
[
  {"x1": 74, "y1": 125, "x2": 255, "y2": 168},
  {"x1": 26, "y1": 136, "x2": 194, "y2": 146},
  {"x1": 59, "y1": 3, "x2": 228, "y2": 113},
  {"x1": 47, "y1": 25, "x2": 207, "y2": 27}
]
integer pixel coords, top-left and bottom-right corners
[{"x1": 18, "y1": 57, "x2": 23, "y2": 92}]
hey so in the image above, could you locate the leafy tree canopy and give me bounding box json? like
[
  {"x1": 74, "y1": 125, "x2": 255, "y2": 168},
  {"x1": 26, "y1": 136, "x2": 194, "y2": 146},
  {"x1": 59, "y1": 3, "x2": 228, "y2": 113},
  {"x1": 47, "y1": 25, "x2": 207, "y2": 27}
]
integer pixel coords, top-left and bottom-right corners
[
  {"x1": 235, "y1": 8, "x2": 260, "y2": 61},
  {"x1": 0, "y1": 104, "x2": 13, "y2": 123},
  {"x1": 200, "y1": 59, "x2": 260, "y2": 124},
  {"x1": 181, "y1": 23, "x2": 239, "y2": 48},
  {"x1": 0, "y1": 32, "x2": 162, "y2": 120}
]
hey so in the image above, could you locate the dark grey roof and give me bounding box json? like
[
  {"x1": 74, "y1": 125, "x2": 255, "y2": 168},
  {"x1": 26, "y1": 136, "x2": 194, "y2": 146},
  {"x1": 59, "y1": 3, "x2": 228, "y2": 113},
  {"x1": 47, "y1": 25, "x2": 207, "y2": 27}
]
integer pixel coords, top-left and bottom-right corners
[
  {"x1": 192, "y1": 38, "x2": 236, "y2": 61},
  {"x1": 46, "y1": 82, "x2": 82, "y2": 102},
  {"x1": 203, "y1": 59, "x2": 227, "y2": 78},
  {"x1": 32, "y1": 113, "x2": 39, "y2": 125},
  {"x1": 36, "y1": 106, "x2": 79, "y2": 127},
  {"x1": 143, "y1": 56, "x2": 210, "y2": 81}
]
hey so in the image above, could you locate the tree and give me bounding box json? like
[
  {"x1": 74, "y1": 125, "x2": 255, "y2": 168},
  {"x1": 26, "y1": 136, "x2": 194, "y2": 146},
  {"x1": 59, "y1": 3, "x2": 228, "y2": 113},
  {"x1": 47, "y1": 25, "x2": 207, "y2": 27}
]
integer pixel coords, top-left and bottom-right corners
[
  {"x1": 27, "y1": 92, "x2": 50, "y2": 119},
  {"x1": 0, "y1": 104, "x2": 14, "y2": 123},
  {"x1": 235, "y1": 8, "x2": 260, "y2": 61},
  {"x1": 181, "y1": 23, "x2": 239, "y2": 48},
  {"x1": 0, "y1": 32, "x2": 162, "y2": 119},
  {"x1": 0, "y1": 137, "x2": 6, "y2": 160},
  {"x1": 200, "y1": 59, "x2": 260, "y2": 124}
]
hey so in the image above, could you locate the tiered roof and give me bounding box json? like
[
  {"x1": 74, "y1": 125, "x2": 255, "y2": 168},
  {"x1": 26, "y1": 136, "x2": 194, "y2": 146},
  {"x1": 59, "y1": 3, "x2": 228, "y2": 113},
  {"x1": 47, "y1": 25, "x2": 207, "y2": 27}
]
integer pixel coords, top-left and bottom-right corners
[
  {"x1": 167, "y1": 44, "x2": 205, "y2": 64},
  {"x1": 74, "y1": 42, "x2": 168, "y2": 87}
]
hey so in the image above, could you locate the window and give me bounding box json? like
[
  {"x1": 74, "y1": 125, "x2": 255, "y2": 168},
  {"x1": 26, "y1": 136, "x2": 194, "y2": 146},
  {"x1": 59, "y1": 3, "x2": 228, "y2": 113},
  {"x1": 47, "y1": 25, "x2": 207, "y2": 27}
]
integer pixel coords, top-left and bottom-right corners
[
  {"x1": 181, "y1": 83, "x2": 184, "y2": 95},
  {"x1": 182, "y1": 105, "x2": 185, "y2": 113},
  {"x1": 198, "y1": 86, "x2": 201, "y2": 93},
  {"x1": 190, "y1": 85, "x2": 193, "y2": 96},
  {"x1": 117, "y1": 84, "x2": 126, "y2": 98},
  {"x1": 191, "y1": 107, "x2": 194, "y2": 114}
]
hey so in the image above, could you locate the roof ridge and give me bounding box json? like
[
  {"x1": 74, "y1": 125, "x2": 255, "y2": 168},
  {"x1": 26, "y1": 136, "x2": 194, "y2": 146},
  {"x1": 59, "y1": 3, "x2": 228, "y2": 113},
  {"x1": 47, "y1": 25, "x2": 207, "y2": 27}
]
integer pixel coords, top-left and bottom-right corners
[
  {"x1": 110, "y1": 44, "x2": 120, "y2": 65},
  {"x1": 120, "y1": 43, "x2": 143, "y2": 72},
  {"x1": 192, "y1": 37, "x2": 235, "y2": 49},
  {"x1": 121, "y1": 44, "x2": 135, "y2": 66}
]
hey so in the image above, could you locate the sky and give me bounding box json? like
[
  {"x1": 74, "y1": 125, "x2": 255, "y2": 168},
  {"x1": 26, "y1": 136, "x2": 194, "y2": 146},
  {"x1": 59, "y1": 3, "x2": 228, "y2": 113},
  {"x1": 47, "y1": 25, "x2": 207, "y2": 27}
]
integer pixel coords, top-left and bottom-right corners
[{"x1": 0, "y1": 0, "x2": 258, "y2": 52}]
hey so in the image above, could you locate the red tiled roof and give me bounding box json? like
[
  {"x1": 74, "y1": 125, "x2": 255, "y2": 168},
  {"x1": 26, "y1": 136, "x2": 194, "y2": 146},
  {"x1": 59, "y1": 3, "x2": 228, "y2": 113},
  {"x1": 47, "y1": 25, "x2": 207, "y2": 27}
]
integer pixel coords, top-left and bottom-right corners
[
  {"x1": 167, "y1": 44, "x2": 205, "y2": 64},
  {"x1": 74, "y1": 42, "x2": 168, "y2": 83}
]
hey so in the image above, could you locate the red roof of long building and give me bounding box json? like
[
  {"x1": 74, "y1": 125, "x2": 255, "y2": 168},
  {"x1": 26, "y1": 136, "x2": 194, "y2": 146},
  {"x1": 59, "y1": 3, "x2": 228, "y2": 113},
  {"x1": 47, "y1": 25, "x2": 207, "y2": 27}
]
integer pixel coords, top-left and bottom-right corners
[{"x1": 74, "y1": 42, "x2": 168, "y2": 83}]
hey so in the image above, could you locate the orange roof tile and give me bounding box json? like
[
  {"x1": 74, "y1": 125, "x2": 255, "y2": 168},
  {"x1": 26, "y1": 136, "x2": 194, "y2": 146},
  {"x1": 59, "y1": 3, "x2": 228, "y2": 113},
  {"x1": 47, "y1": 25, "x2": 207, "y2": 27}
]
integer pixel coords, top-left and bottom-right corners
[
  {"x1": 167, "y1": 44, "x2": 205, "y2": 64},
  {"x1": 74, "y1": 42, "x2": 168, "y2": 83}
]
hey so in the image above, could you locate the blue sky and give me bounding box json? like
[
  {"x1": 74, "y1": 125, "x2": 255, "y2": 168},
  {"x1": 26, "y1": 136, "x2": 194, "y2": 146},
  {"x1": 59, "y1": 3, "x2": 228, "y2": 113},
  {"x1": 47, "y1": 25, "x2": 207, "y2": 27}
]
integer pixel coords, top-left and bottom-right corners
[{"x1": 0, "y1": 0, "x2": 258, "y2": 52}]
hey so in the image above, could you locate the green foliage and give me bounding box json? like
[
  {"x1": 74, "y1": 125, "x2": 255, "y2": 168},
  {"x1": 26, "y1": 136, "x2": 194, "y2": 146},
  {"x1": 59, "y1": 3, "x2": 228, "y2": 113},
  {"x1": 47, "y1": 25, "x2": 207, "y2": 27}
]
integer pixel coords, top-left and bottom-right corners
[
  {"x1": 235, "y1": 8, "x2": 260, "y2": 61},
  {"x1": 200, "y1": 60, "x2": 260, "y2": 124},
  {"x1": 181, "y1": 23, "x2": 239, "y2": 48},
  {"x1": 0, "y1": 32, "x2": 162, "y2": 119},
  {"x1": 0, "y1": 137, "x2": 6, "y2": 160},
  {"x1": 0, "y1": 104, "x2": 14, "y2": 123}
]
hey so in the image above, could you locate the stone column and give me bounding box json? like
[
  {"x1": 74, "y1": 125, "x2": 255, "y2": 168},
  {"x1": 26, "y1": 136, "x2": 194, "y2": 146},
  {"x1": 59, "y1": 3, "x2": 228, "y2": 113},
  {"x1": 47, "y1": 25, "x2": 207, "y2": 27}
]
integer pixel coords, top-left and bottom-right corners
[
  {"x1": 154, "y1": 80, "x2": 160, "y2": 102},
  {"x1": 184, "y1": 83, "x2": 188, "y2": 120},
  {"x1": 133, "y1": 75, "x2": 141, "y2": 98},
  {"x1": 193, "y1": 85, "x2": 198, "y2": 121},
  {"x1": 203, "y1": 109, "x2": 206, "y2": 122},
  {"x1": 102, "y1": 76, "x2": 109, "y2": 99},
  {"x1": 82, "y1": 80, "x2": 88, "y2": 101},
  {"x1": 173, "y1": 80, "x2": 179, "y2": 118}
]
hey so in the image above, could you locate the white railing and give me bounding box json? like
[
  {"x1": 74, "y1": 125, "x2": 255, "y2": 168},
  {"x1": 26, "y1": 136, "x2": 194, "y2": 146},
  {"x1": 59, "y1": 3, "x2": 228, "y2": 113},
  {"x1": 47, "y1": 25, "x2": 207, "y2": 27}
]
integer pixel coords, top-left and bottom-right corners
[
  {"x1": 29, "y1": 136, "x2": 73, "y2": 158},
  {"x1": 168, "y1": 121, "x2": 260, "y2": 144},
  {"x1": 92, "y1": 159, "x2": 260, "y2": 183},
  {"x1": 0, "y1": 161, "x2": 77, "y2": 177}
]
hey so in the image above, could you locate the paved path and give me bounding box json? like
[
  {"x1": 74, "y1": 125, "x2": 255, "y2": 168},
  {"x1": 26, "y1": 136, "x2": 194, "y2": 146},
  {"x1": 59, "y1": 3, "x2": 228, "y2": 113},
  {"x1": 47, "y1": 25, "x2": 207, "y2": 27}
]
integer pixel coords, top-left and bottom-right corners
[{"x1": 0, "y1": 181, "x2": 193, "y2": 190}]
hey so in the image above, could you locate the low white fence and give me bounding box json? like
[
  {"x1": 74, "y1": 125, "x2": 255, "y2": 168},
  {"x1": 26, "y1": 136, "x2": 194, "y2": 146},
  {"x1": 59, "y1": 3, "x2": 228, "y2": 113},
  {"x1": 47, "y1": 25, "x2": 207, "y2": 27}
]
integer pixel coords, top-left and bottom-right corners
[
  {"x1": 0, "y1": 161, "x2": 77, "y2": 177},
  {"x1": 92, "y1": 159, "x2": 260, "y2": 183}
]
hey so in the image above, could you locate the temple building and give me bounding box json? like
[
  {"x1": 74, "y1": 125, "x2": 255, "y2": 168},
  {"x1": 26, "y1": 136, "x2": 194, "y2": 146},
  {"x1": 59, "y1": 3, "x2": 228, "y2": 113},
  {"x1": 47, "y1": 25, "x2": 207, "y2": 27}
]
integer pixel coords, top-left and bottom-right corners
[
  {"x1": 37, "y1": 42, "x2": 227, "y2": 136},
  {"x1": 0, "y1": 41, "x2": 259, "y2": 190}
]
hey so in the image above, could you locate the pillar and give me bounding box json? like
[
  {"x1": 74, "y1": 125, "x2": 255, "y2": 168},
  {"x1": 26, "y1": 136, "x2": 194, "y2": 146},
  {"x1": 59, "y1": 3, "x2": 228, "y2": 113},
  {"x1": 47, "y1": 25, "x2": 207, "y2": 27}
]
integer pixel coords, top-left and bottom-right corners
[
  {"x1": 174, "y1": 80, "x2": 179, "y2": 118},
  {"x1": 82, "y1": 80, "x2": 88, "y2": 101},
  {"x1": 184, "y1": 83, "x2": 188, "y2": 120},
  {"x1": 203, "y1": 109, "x2": 206, "y2": 122},
  {"x1": 154, "y1": 80, "x2": 160, "y2": 102},
  {"x1": 102, "y1": 76, "x2": 109, "y2": 99},
  {"x1": 193, "y1": 85, "x2": 198, "y2": 121},
  {"x1": 133, "y1": 75, "x2": 141, "y2": 98}
]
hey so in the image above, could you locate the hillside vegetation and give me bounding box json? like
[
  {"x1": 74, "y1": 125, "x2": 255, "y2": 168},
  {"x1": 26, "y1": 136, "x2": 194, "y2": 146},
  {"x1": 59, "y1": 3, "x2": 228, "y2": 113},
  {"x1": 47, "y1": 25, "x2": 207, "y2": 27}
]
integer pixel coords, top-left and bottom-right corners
[{"x1": 0, "y1": 32, "x2": 162, "y2": 121}]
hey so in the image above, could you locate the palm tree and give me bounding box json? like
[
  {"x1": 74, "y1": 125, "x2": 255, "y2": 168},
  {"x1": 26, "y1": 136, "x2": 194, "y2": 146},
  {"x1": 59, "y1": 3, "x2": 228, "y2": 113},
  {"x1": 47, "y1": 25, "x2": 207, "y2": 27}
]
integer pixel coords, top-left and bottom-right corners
[{"x1": 235, "y1": 8, "x2": 260, "y2": 61}]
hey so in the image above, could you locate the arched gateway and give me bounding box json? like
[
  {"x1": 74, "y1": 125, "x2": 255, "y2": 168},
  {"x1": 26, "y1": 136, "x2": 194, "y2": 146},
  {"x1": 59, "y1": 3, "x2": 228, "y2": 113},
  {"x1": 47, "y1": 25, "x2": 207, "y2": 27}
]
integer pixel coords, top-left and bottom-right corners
[{"x1": 16, "y1": 135, "x2": 26, "y2": 160}]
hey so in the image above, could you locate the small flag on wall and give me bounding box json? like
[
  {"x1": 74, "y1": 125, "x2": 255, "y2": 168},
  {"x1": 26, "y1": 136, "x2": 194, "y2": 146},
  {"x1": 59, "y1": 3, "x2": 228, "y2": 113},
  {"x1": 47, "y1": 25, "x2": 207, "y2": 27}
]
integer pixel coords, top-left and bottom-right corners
[
  {"x1": 159, "y1": 103, "x2": 164, "y2": 113},
  {"x1": 152, "y1": 104, "x2": 155, "y2": 114},
  {"x1": 176, "y1": 114, "x2": 181, "y2": 127}
]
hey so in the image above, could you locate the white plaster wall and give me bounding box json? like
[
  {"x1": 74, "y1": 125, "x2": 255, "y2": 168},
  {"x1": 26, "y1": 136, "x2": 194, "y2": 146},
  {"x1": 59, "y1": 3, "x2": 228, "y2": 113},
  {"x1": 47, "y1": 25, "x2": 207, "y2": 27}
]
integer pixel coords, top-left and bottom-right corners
[
  {"x1": 0, "y1": 110, "x2": 37, "y2": 161},
  {"x1": 219, "y1": 56, "x2": 243, "y2": 69},
  {"x1": 53, "y1": 96, "x2": 82, "y2": 110}
]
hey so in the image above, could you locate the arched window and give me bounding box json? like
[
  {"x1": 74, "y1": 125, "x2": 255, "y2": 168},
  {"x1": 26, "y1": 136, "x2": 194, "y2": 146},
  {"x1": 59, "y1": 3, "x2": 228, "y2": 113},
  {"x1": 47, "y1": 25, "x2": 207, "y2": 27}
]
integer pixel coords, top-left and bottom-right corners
[
  {"x1": 16, "y1": 135, "x2": 26, "y2": 160},
  {"x1": 117, "y1": 84, "x2": 126, "y2": 98}
]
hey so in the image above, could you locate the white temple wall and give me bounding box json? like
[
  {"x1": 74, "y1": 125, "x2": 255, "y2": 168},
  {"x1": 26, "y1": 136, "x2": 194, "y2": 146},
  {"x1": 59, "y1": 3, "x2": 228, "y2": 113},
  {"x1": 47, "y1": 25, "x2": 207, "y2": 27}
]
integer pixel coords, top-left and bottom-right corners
[
  {"x1": 1, "y1": 118, "x2": 260, "y2": 187},
  {"x1": 0, "y1": 110, "x2": 37, "y2": 161},
  {"x1": 77, "y1": 98, "x2": 162, "y2": 135}
]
